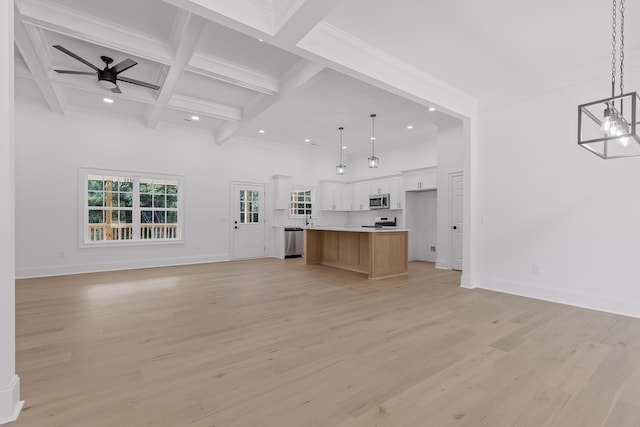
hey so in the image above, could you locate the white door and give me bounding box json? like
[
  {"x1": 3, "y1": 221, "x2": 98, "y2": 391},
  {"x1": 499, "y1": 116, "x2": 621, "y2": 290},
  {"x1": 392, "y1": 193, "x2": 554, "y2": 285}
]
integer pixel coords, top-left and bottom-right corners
[
  {"x1": 233, "y1": 184, "x2": 265, "y2": 259},
  {"x1": 450, "y1": 173, "x2": 463, "y2": 270}
]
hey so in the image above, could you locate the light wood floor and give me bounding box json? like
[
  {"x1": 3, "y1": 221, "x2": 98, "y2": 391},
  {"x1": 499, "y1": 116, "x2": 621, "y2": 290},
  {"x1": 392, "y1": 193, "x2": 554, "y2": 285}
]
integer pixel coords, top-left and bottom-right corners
[{"x1": 13, "y1": 259, "x2": 640, "y2": 426}]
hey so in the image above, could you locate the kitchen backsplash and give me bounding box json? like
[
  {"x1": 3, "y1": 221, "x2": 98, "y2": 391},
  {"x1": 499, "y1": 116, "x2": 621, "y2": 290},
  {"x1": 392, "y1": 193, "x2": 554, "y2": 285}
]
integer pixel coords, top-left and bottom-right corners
[
  {"x1": 349, "y1": 209, "x2": 405, "y2": 228},
  {"x1": 272, "y1": 209, "x2": 404, "y2": 228}
]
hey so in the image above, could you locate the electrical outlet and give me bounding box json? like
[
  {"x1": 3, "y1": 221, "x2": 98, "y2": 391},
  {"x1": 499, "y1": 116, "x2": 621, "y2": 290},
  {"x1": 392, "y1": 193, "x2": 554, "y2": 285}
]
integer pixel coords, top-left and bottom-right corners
[
  {"x1": 532, "y1": 264, "x2": 540, "y2": 274},
  {"x1": 430, "y1": 246, "x2": 436, "y2": 252}
]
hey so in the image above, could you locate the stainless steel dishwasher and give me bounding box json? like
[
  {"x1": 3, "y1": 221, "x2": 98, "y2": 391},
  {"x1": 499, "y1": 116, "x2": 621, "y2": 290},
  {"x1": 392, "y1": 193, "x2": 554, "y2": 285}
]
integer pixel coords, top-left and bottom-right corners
[{"x1": 284, "y1": 227, "x2": 304, "y2": 258}]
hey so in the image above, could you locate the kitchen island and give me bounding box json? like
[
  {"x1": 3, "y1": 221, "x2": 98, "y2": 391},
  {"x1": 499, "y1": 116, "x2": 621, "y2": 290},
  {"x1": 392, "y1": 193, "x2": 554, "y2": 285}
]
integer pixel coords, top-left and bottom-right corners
[{"x1": 304, "y1": 227, "x2": 408, "y2": 279}]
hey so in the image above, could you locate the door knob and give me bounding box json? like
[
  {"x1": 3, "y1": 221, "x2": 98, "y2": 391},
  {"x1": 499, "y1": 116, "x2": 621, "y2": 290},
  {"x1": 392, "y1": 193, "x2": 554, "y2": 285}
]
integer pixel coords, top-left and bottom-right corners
[
  {"x1": 452, "y1": 225, "x2": 457, "y2": 230},
  {"x1": 234, "y1": 226, "x2": 238, "y2": 229}
]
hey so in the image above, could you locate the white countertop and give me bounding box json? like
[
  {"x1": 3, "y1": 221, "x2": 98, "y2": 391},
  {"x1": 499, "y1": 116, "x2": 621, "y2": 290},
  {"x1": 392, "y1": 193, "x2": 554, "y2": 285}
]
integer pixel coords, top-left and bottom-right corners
[{"x1": 303, "y1": 226, "x2": 408, "y2": 233}]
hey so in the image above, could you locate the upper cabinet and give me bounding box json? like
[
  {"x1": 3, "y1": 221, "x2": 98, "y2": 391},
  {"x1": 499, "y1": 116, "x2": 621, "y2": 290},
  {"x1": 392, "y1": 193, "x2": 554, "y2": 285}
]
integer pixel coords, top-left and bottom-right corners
[
  {"x1": 319, "y1": 181, "x2": 351, "y2": 211},
  {"x1": 352, "y1": 181, "x2": 370, "y2": 211},
  {"x1": 272, "y1": 175, "x2": 291, "y2": 210},
  {"x1": 404, "y1": 166, "x2": 437, "y2": 191},
  {"x1": 341, "y1": 183, "x2": 354, "y2": 211},
  {"x1": 389, "y1": 176, "x2": 403, "y2": 209},
  {"x1": 369, "y1": 178, "x2": 390, "y2": 195}
]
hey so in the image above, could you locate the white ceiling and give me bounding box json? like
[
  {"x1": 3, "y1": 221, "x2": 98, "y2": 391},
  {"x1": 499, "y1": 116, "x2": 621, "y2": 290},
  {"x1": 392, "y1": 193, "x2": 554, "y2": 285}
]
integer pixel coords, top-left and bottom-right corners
[{"x1": 14, "y1": 0, "x2": 638, "y2": 152}]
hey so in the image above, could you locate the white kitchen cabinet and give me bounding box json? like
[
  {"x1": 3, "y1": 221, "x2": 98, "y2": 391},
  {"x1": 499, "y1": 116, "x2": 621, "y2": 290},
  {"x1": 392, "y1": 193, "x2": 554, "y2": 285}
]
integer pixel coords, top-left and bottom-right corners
[
  {"x1": 389, "y1": 175, "x2": 404, "y2": 209},
  {"x1": 318, "y1": 181, "x2": 341, "y2": 211},
  {"x1": 403, "y1": 167, "x2": 437, "y2": 191},
  {"x1": 352, "y1": 181, "x2": 370, "y2": 211},
  {"x1": 272, "y1": 175, "x2": 291, "y2": 210},
  {"x1": 369, "y1": 178, "x2": 390, "y2": 195},
  {"x1": 341, "y1": 183, "x2": 353, "y2": 211}
]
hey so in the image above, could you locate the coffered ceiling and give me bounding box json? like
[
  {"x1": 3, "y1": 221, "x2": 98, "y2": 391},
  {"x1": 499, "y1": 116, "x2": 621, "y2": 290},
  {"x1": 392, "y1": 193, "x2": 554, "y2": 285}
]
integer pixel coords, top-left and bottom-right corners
[
  {"x1": 13, "y1": 0, "x2": 452, "y2": 155},
  {"x1": 15, "y1": 0, "x2": 638, "y2": 153}
]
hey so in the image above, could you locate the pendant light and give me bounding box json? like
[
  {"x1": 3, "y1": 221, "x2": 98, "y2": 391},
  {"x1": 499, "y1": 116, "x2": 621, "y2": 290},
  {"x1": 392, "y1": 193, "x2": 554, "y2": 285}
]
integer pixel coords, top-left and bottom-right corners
[
  {"x1": 578, "y1": 0, "x2": 640, "y2": 159},
  {"x1": 368, "y1": 113, "x2": 379, "y2": 168},
  {"x1": 336, "y1": 127, "x2": 347, "y2": 175}
]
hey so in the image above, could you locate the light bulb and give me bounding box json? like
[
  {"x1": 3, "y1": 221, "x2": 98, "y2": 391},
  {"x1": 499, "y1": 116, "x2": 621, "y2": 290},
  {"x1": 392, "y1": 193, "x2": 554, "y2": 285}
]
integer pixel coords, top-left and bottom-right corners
[
  {"x1": 602, "y1": 116, "x2": 612, "y2": 132},
  {"x1": 618, "y1": 137, "x2": 631, "y2": 147}
]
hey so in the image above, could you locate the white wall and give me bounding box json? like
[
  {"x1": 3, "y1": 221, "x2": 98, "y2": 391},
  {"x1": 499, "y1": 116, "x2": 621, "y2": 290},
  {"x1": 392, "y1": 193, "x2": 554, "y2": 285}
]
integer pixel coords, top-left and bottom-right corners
[
  {"x1": 406, "y1": 191, "x2": 437, "y2": 261},
  {"x1": 14, "y1": 99, "x2": 339, "y2": 278},
  {"x1": 345, "y1": 133, "x2": 438, "y2": 181},
  {"x1": 477, "y1": 70, "x2": 640, "y2": 318},
  {"x1": 436, "y1": 122, "x2": 464, "y2": 269}
]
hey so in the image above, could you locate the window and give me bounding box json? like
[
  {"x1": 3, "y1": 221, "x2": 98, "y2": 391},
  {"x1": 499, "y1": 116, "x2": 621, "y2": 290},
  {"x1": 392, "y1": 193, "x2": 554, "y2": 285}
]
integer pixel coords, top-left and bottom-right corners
[
  {"x1": 239, "y1": 190, "x2": 260, "y2": 223},
  {"x1": 290, "y1": 188, "x2": 313, "y2": 218},
  {"x1": 82, "y1": 169, "x2": 183, "y2": 245}
]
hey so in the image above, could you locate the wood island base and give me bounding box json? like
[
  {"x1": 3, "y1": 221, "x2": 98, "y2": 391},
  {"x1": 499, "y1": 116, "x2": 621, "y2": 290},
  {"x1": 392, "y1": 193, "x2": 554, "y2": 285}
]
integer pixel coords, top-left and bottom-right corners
[{"x1": 304, "y1": 228, "x2": 408, "y2": 279}]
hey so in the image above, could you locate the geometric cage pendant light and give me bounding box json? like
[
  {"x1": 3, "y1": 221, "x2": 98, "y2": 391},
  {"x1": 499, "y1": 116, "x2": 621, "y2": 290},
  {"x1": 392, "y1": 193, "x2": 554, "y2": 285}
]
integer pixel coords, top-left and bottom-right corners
[
  {"x1": 578, "y1": 0, "x2": 640, "y2": 159},
  {"x1": 336, "y1": 126, "x2": 347, "y2": 175},
  {"x1": 368, "y1": 113, "x2": 379, "y2": 168}
]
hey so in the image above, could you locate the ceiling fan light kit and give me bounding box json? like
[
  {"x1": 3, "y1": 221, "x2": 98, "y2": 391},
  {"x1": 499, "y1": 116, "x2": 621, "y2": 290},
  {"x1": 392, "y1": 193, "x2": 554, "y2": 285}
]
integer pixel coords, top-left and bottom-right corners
[
  {"x1": 578, "y1": 0, "x2": 640, "y2": 159},
  {"x1": 52, "y1": 45, "x2": 160, "y2": 94}
]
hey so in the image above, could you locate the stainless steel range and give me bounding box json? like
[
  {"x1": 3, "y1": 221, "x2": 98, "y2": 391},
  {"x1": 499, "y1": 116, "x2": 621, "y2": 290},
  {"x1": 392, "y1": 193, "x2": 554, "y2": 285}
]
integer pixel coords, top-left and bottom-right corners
[{"x1": 362, "y1": 216, "x2": 397, "y2": 228}]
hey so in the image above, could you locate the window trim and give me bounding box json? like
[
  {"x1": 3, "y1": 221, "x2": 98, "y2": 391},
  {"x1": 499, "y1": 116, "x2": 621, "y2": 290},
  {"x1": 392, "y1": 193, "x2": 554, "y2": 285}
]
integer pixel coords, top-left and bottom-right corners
[
  {"x1": 288, "y1": 186, "x2": 316, "y2": 219},
  {"x1": 79, "y1": 168, "x2": 185, "y2": 248}
]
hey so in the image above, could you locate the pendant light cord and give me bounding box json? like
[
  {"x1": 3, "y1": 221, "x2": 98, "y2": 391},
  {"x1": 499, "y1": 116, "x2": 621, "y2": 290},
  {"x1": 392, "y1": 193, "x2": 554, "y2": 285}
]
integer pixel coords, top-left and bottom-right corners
[
  {"x1": 339, "y1": 127, "x2": 343, "y2": 164},
  {"x1": 371, "y1": 114, "x2": 376, "y2": 157},
  {"x1": 611, "y1": 0, "x2": 617, "y2": 98},
  {"x1": 620, "y1": 0, "x2": 625, "y2": 96}
]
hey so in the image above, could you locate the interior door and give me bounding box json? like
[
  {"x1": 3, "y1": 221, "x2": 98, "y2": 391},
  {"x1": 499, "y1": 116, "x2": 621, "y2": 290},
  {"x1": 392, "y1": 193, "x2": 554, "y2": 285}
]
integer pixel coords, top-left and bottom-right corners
[
  {"x1": 450, "y1": 173, "x2": 463, "y2": 270},
  {"x1": 233, "y1": 184, "x2": 265, "y2": 259}
]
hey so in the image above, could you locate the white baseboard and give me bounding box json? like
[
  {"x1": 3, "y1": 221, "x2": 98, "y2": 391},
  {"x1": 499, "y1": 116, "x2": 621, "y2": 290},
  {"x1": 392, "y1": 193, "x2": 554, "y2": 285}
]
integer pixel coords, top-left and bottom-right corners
[
  {"x1": 15, "y1": 253, "x2": 232, "y2": 279},
  {"x1": 480, "y1": 277, "x2": 640, "y2": 319},
  {"x1": 460, "y1": 274, "x2": 475, "y2": 289},
  {"x1": 435, "y1": 259, "x2": 449, "y2": 270},
  {"x1": 0, "y1": 375, "x2": 24, "y2": 425}
]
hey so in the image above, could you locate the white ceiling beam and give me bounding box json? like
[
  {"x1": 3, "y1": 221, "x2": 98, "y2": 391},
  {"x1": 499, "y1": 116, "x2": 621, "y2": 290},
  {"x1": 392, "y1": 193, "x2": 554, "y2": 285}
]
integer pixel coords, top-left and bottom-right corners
[
  {"x1": 145, "y1": 11, "x2": 206, "y2": 129},
  {"x1": 168, "y1": 94, "x2": 241, "y2": 121},
  {"x1": 162, "y1": 0, "x2": 274, "y2": 36},
  {"x1": 186, "y1": 53, "x2": 279, "y2": 95},
  {"x1": 14, "y1": 12, "x2": 65, "y2": 113},
  {"x1": 17, "y1": 0, "x2": 173, "y2": 64},
  {"x1": 215, "y1": 58, "x2": 323, "y2": 144},
  {"x1": 272, "y1": 0, "x2": 343, "y2": 46}
]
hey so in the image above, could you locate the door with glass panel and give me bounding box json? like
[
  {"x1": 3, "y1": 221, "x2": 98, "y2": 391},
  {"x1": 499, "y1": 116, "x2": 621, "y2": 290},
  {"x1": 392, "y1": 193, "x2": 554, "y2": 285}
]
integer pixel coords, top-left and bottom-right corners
[{"x1": 233, "y1": 184, "x2": 265, "y2": 259}]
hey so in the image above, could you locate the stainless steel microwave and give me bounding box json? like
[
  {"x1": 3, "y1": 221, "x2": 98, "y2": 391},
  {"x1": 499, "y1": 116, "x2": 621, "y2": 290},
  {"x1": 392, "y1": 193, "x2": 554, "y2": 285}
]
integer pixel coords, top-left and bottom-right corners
[{"x1": 369, "y1": 194, "x2": 390, "y2": 209}]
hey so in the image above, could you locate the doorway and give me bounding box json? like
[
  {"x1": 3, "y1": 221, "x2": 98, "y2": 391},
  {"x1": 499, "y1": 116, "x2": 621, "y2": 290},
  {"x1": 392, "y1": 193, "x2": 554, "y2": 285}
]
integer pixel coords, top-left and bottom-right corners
[
  {"x1": 450, "y1": 173, "x2": 463, "y2": 270},
  {"x1": 405, "y1": 190, "x2": 437, "y2": 262},
  {"x1": 232, "y1": 183, "x2": 265, "y2": 259}
]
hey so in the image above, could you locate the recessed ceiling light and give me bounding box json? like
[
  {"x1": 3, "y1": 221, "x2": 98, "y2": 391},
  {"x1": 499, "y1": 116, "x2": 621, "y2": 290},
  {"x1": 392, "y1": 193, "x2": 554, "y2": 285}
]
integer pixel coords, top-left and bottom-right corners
[
  {"x1": 407, "y1": 125, "x2": 414, "y2": 130},
  {"x1": 103, "y1": 98, "x2": 114, "y2": 103},
  {"x1": 258, "y1": 38, "x2": 264, "y2": 42},
  {"x1": 305, "y1": 138, "x2": 310, "y2": 143},
  {"x1": 342, "y1": 146, "x2": 347, "y2": 149},
  {"x1": 259, "y1": 129, "x2": 265, "y2": 134},
  {"x1": 428, "y1": 107, "x2": 436, "y2": 112},
  {"x1": 191, "y1": 115, "x2": 200, "y2": 121}
]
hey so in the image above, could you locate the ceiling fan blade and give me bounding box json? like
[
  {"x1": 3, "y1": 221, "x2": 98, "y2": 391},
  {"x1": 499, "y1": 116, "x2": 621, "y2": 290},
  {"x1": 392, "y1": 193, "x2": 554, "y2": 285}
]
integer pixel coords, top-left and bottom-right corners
[
  {"x1": 110, "y1": 58, "x2": 137, "y2": 75},
  {"x1": 54, "y1": 70, "x2": 95, "y2": 75},
  {"x1": 111, "y1": 85, "x2": 122, "y2": 94},
  {"x1": 52, "y1": 45, "x2": 100, "y2": 71},
  {"x1": 117, "y1": 76, "x2": 160, "y2": 90}
]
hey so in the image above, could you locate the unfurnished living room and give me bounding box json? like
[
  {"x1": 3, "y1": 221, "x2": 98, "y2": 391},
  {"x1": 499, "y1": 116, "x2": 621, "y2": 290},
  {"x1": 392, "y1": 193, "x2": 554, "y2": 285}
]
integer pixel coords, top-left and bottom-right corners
[{"x1": 2, "y1": 0, "x2": 640, "y2": 426}]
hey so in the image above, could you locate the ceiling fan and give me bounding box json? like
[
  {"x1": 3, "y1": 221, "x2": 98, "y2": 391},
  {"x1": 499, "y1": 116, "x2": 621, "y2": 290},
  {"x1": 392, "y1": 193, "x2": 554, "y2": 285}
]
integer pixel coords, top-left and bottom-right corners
[{"x1": 52, "y1": 45, "x2": 161, "y2": 94}]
